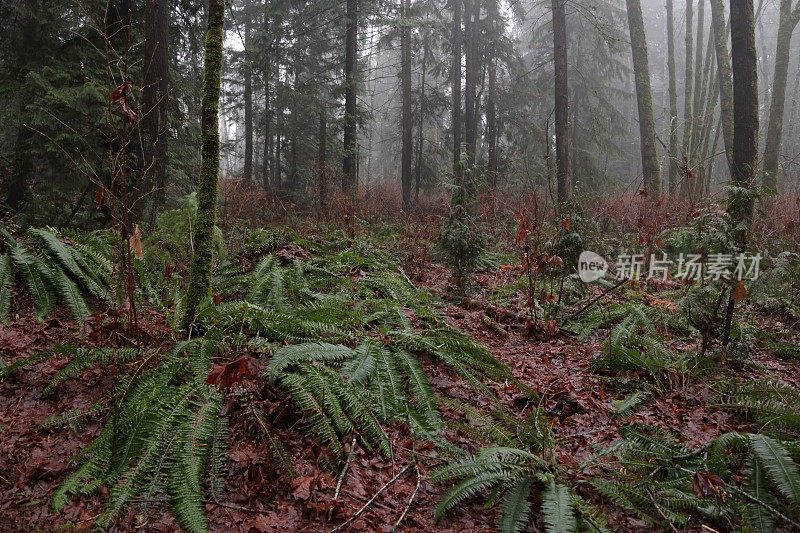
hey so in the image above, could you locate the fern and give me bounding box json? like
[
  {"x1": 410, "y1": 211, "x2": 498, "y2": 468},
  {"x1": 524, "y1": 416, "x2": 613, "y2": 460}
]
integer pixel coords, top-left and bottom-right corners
[
  {"x1": 0, "y1": 253, "x2": 11, "y2": 321},
  {"x1": 611, "y1": 390, "x2": 650, "y2": 417},
  {"x1": 542, "y1": 479, "x2": 577, "y2": 533}
]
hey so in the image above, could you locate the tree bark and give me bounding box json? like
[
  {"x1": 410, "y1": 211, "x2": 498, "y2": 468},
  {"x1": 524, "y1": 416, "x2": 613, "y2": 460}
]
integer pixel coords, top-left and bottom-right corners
[
  {"x1": 243, "y1": 0, "x2": 254, "y2": 184},
  {"x1": 463, "y1": 0, "x2": 480, "y2": 168},
  {"x1": 729, "y1": 0, "x2": 758, "y2": 236},
  {"x1": 626, "y1": 0, "x2": 662, "y2": 197},
  {"x1": 724, "y1": 0, "x2": 758, "y2": 346},
  {"x1": 552, "y1": 0, "x2": 571, "y2": 204},
  {"x1": 709, "y1": 0, "x2": 734, "y2": 174},
  {"x1": 342, "y1": 0, "x2": 358, "y2": 192},
  {"x1": 762, "y1": 0, "x2": 800, "y2": 188},
  {"x1": 486, "y1": 55, "x2": 498, "y2": 187},
  {"x1": 141, "y1": 0, "x2": 170, "y2": 229},
  {"x1": 681, "y1": 0, "x2": 695, "y2": 196},
  {"x1": 452, "y1": 0, "x2": 462, "y2": 181},
  {"x1": 401, "y1": 0, "x2": 413, "y2": 212},
  {"x1": 666, "y1": 0, "x2": 680, "y2": 194},
  {"x1": 184, "y1": 0, "x2": 225, "y2": 331},
  {"x1": 318, "y1": 111, "x2": 327, "y2": 215}
]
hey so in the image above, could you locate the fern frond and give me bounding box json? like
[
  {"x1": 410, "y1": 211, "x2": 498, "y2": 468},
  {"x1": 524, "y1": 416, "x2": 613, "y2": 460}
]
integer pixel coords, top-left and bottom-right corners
[
  {"x1": 542, "y1": 480, "x2": 577, "y2": 533},
  {"x1": 498, "y1": 475, "x2": 534, "y2": 533},
  {"x1": 748, "y1": 434, "x2": 800, "y2": 506},
  {"x1": 0, "y1": 254, "x2": 11, "y2": 321}
]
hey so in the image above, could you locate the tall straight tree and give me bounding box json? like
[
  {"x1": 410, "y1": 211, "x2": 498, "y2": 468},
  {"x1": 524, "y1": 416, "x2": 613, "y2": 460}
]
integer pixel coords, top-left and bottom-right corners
[
  {"x1": 724, "y1": 0, "x2": 758, "y2": 345},
  {"x1": 140, "y1": 0, "x2": 170, "y2": 228},
  {"x1": 626, "y1": 0, "x2": 661, "y2": 197},
  {"x1": 400, "y1": 0, "x2": 413, "y2": 211},
  {"x1": 184, "y1": 0, "x2": 225, "y2": 331},
  {"x1": 463, "y1": 0, "x2": 480, "y2": 167},
  {"x1": 709, "y1": 0, "x2": 734, "y2": 173},
  {"x1": 762, "y1": 0, "x2": 800, "y2": 188},
  {"x1": 552, "y1": 0, "x2": 571, "y2": 204},
  {"x1": 681, "y1": 0, "x2": 694, "y2": 196},
  {"x1": 666, "y1": 0, "x2": 679, "y2": 193},
  {"x1": 452, "y1": 0, "x2": 462, "y2": 181},
  {"x1": 243, "y1": 0, "x2": 254, "y2": 183},
  {"x1": 342, "y1": 0, "x2": 358, "y2": 192}
]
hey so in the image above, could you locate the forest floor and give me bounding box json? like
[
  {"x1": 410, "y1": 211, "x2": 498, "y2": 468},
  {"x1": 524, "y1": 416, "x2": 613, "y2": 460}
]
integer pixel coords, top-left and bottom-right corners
[{"x1": 1, "y1": 228, "x2": 799, "y2": 532}]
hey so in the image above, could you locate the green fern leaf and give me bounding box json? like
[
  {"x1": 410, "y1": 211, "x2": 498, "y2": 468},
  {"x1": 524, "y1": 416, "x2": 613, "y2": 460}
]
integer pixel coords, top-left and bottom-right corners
[
  {"x1": 0, "y1": 254, "x2": 11, "y2": 322},
  {"x1": 498, "y1": 475, "x2": 534, "y2": 533},
  {"x1": 542, "y1": 480, "x2": 577, "y2": 533},
  {"x1": 749, "y1": 433, "x2": 800, "y2": 506}
]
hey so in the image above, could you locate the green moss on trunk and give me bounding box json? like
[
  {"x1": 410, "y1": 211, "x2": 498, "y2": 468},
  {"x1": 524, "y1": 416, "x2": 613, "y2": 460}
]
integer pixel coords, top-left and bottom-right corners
[{"x1": 183, "y1": 0, "x2": 225, "y2": 332}]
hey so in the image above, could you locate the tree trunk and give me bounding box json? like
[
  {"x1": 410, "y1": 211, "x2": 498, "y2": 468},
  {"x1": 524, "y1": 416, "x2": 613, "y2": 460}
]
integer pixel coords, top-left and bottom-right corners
[
  {"x1": 552, "y1": 0, "x2": 571, "y2": 204},
  {"x1": 415, "y1": 15, "x2": 429, "y2": 204},
  {"x1": 243, "y1": 0, "x2": 254, "y2": 184},
  {"x1": 626, "y1": 0, "x2": 662, "y2": 198},
  {"x1": 184, "y1": 0, "x2": 225, "y2": 331},
  {"x1": 486, "y1": 55, "x2": 498, "y2": 187},
  {"x1": 342, "y1": 0, "x2": 358, "y2": 192},
  {"x1": 464, "y1": 0, "x2": 479, "y2": 168},
  {"x1": 681, "y1": 0, "x2": 695, "y2": 196},
  {"x1": 141, "y1": 0, "x2": 170, "y2": 229},
  {"x1": 709, "y1": 0, "x2": 734, "y2": 174},
  {"x1": 401, "y1": 0, "x2": 413, "y2": 212},
  {"x1": 318, "y1": 111, "x2": 327, "y2": 215},
  {"x1": 762, "y1": 0, "x2": 800, "y2": 188},
  {"x1": 452, "y1": 0, "x2": 463, "y2": 182},
  {"x1": 724, "y1": 0, "x2": 758, "y2": 346},
  {"x1": 666, "y1": 0, "x2": 680, "y2": 194}
]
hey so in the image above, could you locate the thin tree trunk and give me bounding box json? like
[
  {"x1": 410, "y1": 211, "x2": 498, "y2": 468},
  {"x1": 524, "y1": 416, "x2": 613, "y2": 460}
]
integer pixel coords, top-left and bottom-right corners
[
  {"x1": 762, "y1": 0, "x2": 800, "y2": 187},
  {"x1": 626, "y1": 0, "x2": 662, "y2": 198},
  {"x1": 184, "y1": 0, "x2": 225, "y2": 331},
  {"x1": 464, "y1": 0, "x2": 479, "y2": 168},
  {"x1": 452, "y1": 0, "x2": 462, "y2": 181},
  {"x1": 343, "y1": 0, "x2": 358, "y2": 192},
  {"x1": 552, "y1": 0, "x2": 571, "y2": 204},
  {"x1": 401, "y1": 0, "x2": 412, "y2": 212},
  {"x1": 709, "y1": 0, "x2": 734, "y2": 174},
  {"x1": 141, "y1": 0, "x2": 170, "y2": 229},
  {"x1": 689, "y1": 0, "x2": 706, "y2": 160},
  {"x1": 318, "y1": 111, "x2": 327, "y2": 215},
  {"x1": 243, "y1": 0, "x2": 253, "y2": 184},
  {"x1": 415, "y1": 12, "x2": 429, "y2": 204},
  {"x1": 666, "y1": 0, "x2": 680, "y2": 194},
  {"x1": 486, "y1": 55, "x2": 498, "y2": 187},
  {"x1": 681, "y1": 0, "x2": 695, "y2": 197}
]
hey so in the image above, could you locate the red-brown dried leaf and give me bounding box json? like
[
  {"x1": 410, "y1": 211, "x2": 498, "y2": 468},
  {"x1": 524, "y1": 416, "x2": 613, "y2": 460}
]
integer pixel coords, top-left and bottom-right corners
[
  {"x1": 206, "y1": 357, "x2": 253, "y2": 390},
  {"x1": 109, "y1": 80, "x2": 131, "y2": 103}
]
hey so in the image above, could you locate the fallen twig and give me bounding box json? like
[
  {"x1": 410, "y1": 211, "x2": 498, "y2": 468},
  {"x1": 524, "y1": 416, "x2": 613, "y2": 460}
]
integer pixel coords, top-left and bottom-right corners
[
  {"x1": 329, "y1": 464, "x2": 411, "y2": 533},
  {"x1": 569, "y1": 278, "x2": 628, "y2": 320},
  {"x1": 391, "y1": 462, "x2": 421, "y2": 532}
]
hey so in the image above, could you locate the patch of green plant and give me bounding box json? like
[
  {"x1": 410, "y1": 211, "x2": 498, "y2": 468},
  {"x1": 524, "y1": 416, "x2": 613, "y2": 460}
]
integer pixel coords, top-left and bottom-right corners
[
  {"x1": 0, "y1": 226, "x2": 117, "y2": 321},
  {"x1": 591, "y1": 424, "x2": 800, "y2": 531}
]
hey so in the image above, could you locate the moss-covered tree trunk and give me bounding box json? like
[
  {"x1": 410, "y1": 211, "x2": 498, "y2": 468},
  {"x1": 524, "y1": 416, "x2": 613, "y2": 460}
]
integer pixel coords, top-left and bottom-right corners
[
  {"x1": 626, "y1": 0, "x2": 661, "y2": 198},
  {"x1": 552, "y1": 0, "x2": 572, "y2": 204},
  {"x1": 183, "y1": 0, "x2": 225, "y2": 332},
  {"x1": 762, "y1": 0, "x2": 800, "y2": 188},
  {"x1": 666, "y1": 0, "x2": 680, "y2": 194},
  {"x1": 709, "y1": 0, "x2": 734, "y2": 175}
]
